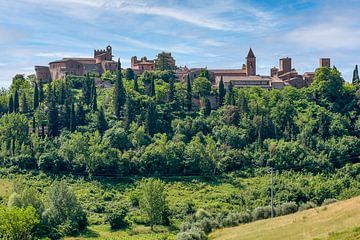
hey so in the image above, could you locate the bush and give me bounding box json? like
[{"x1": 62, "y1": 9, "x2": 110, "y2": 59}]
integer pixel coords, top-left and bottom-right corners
[
  {"x1": 176, "y1": 228, "x2": 207, "y2": 240},
  {"x1": 322, "y1": 198, "x2": 337, "y2": 206},
  {"x1": 183, "y1": 201, "x2": 196, "y2": 215},
  {"x1": 299, "y1": 201, "x2": 317, "y2": 211},
  {"x1": 9, "y1": 154, "x2": 36, "y2": 169},
  {"x1": 193, "y1": 218, "x2": 212, "y2": 234},
  {"x1": 222, "y1": 211, "x2": 252, "y2": 227},
  {"x1": 252, "y1": 206, "x2": 272, "y2": 221},
  {"x1": 106, "y1": 205, "x2": 129, "y2": 230},
  {"x1": 195, "y1": 209, "x2": 211, "y2": 220},
  {"x1": 275, "y1": 202, "x2": 298, "y2": 216}
]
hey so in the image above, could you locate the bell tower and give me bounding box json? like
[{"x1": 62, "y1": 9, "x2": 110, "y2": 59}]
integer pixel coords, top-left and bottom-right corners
[{"x1": 246, "y1": 48, "x2": 256, "y2": 76}]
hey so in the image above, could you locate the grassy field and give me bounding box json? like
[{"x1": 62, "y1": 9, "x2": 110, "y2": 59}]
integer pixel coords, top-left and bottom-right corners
[{"x1": 210, "y1": 196, "x2": 360, "y2": 240}]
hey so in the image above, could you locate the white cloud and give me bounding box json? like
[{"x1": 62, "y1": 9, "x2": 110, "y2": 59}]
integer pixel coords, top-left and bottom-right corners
[{"x1": 35, "y1": 52, "x2": 89, "y2": 58}]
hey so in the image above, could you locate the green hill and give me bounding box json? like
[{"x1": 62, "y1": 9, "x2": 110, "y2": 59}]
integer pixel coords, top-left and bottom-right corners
[{"x1": 210, "y1": 196, "x2": 360, "y2": 240}]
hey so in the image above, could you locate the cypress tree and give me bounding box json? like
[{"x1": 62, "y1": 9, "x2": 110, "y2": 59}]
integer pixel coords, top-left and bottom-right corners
[
  {"x1": 218, "y1": 76, "x2": 225, "y2": 107},
  {"x1": 134, "y1": 75, "x2": 139, "y2": 92},
  {"x1": 145, "y1": 101, "x2": 156, "y2": 136},
  {"x1": 352, "y1": 65, "x2": 360, "y2": 85},
  {"x1": 124, "y1": 95, "x2": 135, "y2": 129},
  {"x1": 97, "y1": 106, "x2": 108, "y2": 135},
  {"x1": 61, "y1": 99, "x2": 71, "y2": 129},
  {"x1": 92, "y1": 79, "x2": 97, "y2": 111},
  {"x1": 47, "y1": 84, "x2": 59, "y2": 137},
  {"x1": 76, "y1": 102, "x2": 86, "y2": 126},
  {"x1": 186, "y1": 75, "x2": 192, "y2": 111},
  {"x1": 69, "y1": 102, "x2": 76, "y2": 132},
  {"x1": 203, "y1": 97, "x2": 211, "y2": 116},
  {"x1": 226, "y1": 81, "x2": 235, "y2": 105},
  {"x1": 8, "y1": 95, "x2": 13, "y2": 113},
  {"x1": 13, "y1": 90, "x2": 19, "y2": 113},
  {"x1": 168, "y1": 77, "x2": 175, "y2": 102},
  {"x1": 33, "y1": 82, "x2": 39, "y2": 110},
  {"x1": 149, "y1": 78, "x2": 156, "y2": 97},
  {"x1": 58, "y1": 82, "x2": 66, "y2": 105},
  {"x1": 114, "y1": 59, "x2": 126, "y2": 119},
  {"x1": 20, "y1": 93, "x2": 28, "y2": 113},
  {"x1": 39, "y1": 81, "x2": 45, "y2": 103},
  {"x1": 32, "y1": 116, "x2": 36, "y2": 133},
  {"x1": 83, "y1": 73, "x2": 92, "y2": 105}
]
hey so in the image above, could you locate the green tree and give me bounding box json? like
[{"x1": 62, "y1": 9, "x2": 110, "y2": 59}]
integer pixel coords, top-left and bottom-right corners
[
  {"x1": 202, "y1": 97, "x2": 211, "y2": 116},
  {"x1": 193, "y1": 77, "x2": 211, "y2": 97},
  {"x1": 199, "y1": 69, "x2": 210, "y2": 80},
  {"x1": 124, "y1": 95, "x2": 135, "y2": 129},
  {"x1": 47, "y1": 84, "x2": 59, "y2": 137},
  {"x1": 218, "y1": 76, "x2": 225, "y2": 107},
  {"x1": 20, "y1": 93, "x2": 28, "y2": 114},
  {"x1": 14, "y1": 90, "x2": 19, "y2": 113},
  {"x1": 134, "y1": 75, "x2": 139, "y2": 92},
  {"x1": 8, "y1": 95, "x2": 13, "y2": 113},
  {"x1": 145, "y1": 102, "x2": 157, "y2": 136},
  {"x1": 138, "y1": 178, "x2": 168, "y2": 230},
  {"x1": 97, "y1": 106, "x2": 108, "y2": 135},
  {"x1": 186, "y1": 75, "x2": 192, "y2": 111},
  {"x1": 38, "y1": 81, "x2": 45, "y2": 103},
  {"x1": 43, "y1": 181, "x2": 87, "y2": 233},
  {"x1": 0, "y1": 206, "x2": 39, "y2": 240},
  {"x1": 155, "y1": 52, "x2": 175, "y2": 71},
  {"x1": 92, "y1": 79, "x2": 97, "y2": 111},
  {"x1": 82, "y1": 73, "x2": 92, "y2": 106},
  {"x1": 168, "y1": 77, "x2": 175, "y2": 101},
  {"x1": 0, "y1": 113, "x2": 29, "y2": 151},
  {"x1": 125, "y1": 68, "x2": 135, "y2": 80},
  {"x1": 76, "y1": 102, "x2": 86, "y2": 126},
  {"x1": 149, "y1": 78, "x2": 156, "y2": 97},
  {"x1": 352, "y1": 65, "x2": 360, "y2": 85},
  {"x1": 33, "y1": 82, "x2": 39, "y2": 110},
  {"x1": 70, "y1": 102, "x2": 76, "y2": 132},
  {"x1": 225, "y1": 81, "x2": 235, "y2": 105},
  {"x1": 114, "y1": 59, "x2": 126, "y2": 119},
  {"x1": 8, "y1": 187, "x2": 44, "y2": 216}
]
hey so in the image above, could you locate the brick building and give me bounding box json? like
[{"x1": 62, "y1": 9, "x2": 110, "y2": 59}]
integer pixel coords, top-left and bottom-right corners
[{"x1": 35, "y1": 45, "x2": 117, "y2": 82}]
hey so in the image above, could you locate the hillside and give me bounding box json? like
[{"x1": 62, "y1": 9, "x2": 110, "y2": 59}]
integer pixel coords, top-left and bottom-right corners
[{"x1": 210, "y1": 196, "x2": 360, "y2": 240}]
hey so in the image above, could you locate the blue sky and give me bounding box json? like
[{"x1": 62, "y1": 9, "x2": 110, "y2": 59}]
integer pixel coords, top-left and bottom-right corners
[{"x1": 0, "y1": 0, "x2": 360, "y2": 87}]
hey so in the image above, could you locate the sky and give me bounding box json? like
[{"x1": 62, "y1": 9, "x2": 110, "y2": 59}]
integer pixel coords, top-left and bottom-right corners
[{"x1": 0, "y1": 0, "x2": 360, "y2": 88}]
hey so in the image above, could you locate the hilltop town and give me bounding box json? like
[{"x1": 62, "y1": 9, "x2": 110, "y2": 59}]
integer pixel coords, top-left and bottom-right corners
[{"x1": 35, "y1": 45, "x2": 331, "y2": 90}]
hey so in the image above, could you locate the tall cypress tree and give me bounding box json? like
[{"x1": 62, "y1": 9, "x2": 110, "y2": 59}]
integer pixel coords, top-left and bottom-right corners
[
  {"x1": 226, "y1": 81, "x2": 235, "y2": 105},
  {"x1": 218, "y1": 76, "x2": 225, "y2": 107},
  {"x1": 20, "y1": 93, "x2": 28, "y2": 113},
  {"x1": 32, "y1": 116, "x2": 36, "y2": 133},
  {"x1": 8, "y1": 95, "x2": 13, "y2": 113},
  {"x1": 168, "y1": 77, "x2": 175, "y2": 102},
  {"x1": 97, "y1": 106, "x2": 108, "y2": 135},
  {"x1": 145, "y1": 101, "x2": 156, "y2": 136},
  {"x1": 47, "y1": 84, "x2": 59, "y2": 137},
  {"x1": 39, "y1": 81, "x2": 45, "y2": 103},
  {"x1": 33, "y1": 82, "x2": 39, "y2": 110},
  {"x1": 134, "y1": 75, "x2": 139, "y2": 92},
  {"x1": 203, "y1": 97, "x2": 211, "y2": 116},
  {"x1": 353, "y1": 65, "x2": 360, "y2": 85},
  {"x1": 61, "y1": 99, "x2": 71, "y2": 129},
  {"x1": 83, "y1": 73, "x2": 92, "y2": 105},
  {"x1": 124, "y1": 95, "x2": 135, "y2": 129},
  {"x1": 76, "y1": 102, "x2": 86, "y2": 126},
  {"x1": 186, "y1": 75, "x2": 192, "y2": 111},
  {"x1": 114, "y1": 59, "x2": 126, "y2": 119},
  {"x1": 13, "y1": 90, "x2": 19, "y2": 113},
  {"x1": 92, "y1": 79, "x2": 97, "y2": 111},
  {"x1": 69, "y1": 102, "x2": 76, "y2": 132},
  {"x1": 149, "y1": 78, "x2": 156, "y2": 97}
]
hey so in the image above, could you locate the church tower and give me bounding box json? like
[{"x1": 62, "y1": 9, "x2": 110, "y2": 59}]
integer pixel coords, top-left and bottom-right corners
[{"x1": 246, "y1": 48, "x2": 256, "y2": 76}]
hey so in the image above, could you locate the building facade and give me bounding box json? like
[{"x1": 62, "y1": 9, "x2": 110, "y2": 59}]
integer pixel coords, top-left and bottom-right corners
[{"x1": 35, "y1": 45, "x2": 117, "y2": 82}]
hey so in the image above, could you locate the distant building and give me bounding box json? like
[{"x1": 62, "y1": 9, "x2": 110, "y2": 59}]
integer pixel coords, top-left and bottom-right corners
[
  {"x1": 35, "y1": 45, "x2": 117, "y2": 82},
  {"x1": 131, "y1": 56, "x2": 155, "y2": 74}
]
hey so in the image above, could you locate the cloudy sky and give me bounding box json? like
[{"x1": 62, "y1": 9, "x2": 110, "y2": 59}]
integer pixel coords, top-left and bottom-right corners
[{"x1": 0, "y1": 0, "x2": 359, "y2": 87}]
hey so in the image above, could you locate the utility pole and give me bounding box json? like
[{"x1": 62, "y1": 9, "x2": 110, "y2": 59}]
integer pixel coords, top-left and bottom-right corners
[{"x1": 271, "y1": 167, "x2": 274, "y2": 218}]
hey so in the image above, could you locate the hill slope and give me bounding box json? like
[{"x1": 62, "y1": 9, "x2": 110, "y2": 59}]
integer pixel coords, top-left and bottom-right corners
[{"x1": 210, "y1": 196, "x2": 360, "y2": 240}]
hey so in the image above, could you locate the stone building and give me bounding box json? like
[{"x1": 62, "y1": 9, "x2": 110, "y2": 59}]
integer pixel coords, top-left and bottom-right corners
[
  {"x1": 131, "y1": 56, "x2": 155, "y2": 74},
  {"x1": 35, "y1": 45, "x2": 117, "y2": 82}
]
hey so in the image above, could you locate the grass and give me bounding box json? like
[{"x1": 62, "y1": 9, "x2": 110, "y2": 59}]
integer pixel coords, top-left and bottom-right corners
[{"x1": 210, "y1": 196, "x2": 360, "y2": 240}]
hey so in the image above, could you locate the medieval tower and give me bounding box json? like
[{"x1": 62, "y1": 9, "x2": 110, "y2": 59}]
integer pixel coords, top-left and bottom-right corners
[{"x1": 246, "y1": 48, "x2": 256, "y2": 76}]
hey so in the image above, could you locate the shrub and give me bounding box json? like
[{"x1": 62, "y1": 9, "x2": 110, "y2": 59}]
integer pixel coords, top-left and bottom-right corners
[
  {"x1": 183, "y1": 201, "x2": 196, "y2": 215},
  {"x1": 195, "y1": 209, "x2": 211, "y2": 220},
  {"x1": 106, "y1": 205, "x2": 129, "y2": 230},
  {"x1": 176, "y1": 228, "x2": 207, "y2": 240},
  {"x1": 322, "y1": 198, "x2": 337, "y2": 206},
  {"x1": 222, "y1": 211, "x2": 252, "y2": 227},
  {"x1": 252, "y1": 206, "x2": 272, "y2": 221},
  {"x1": 193, "y1": 218, "x2": 212, "y2": 234},
  {"x1": 299, "y1": 201, "x2": 317, "y2": 211},
  {"x1": 275, "y1": 202, "x2": 298, "y2": 216}
]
